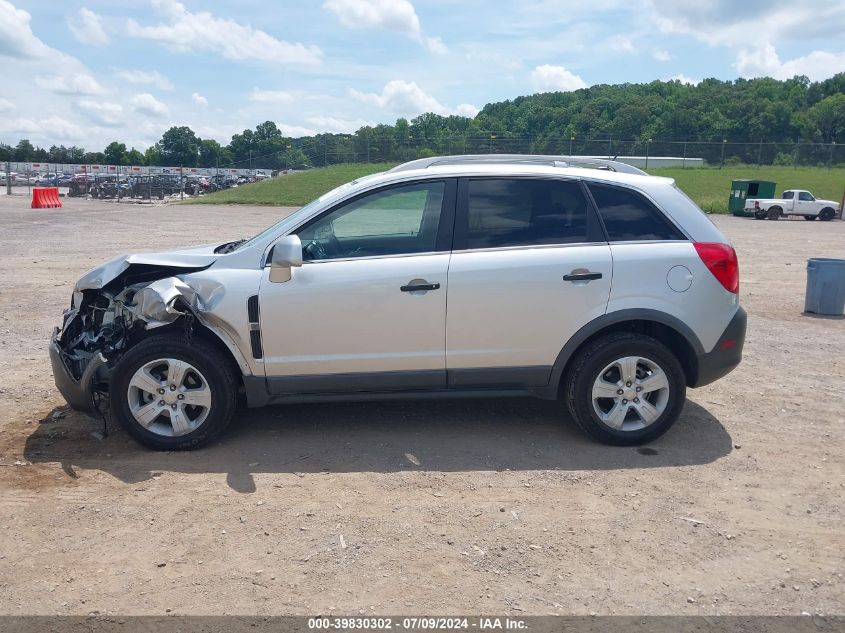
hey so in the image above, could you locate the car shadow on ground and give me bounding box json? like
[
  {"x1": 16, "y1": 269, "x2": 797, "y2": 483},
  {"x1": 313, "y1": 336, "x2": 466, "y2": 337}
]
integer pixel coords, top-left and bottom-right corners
[{"x1": 22, "y1": 397, "x2": 732, "y2": 492}]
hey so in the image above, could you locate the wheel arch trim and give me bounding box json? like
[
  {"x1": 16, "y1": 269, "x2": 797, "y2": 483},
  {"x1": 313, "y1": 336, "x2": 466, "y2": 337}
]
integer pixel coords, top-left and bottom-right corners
[{"x1": 540, "y1": 308, "x2": 705, "y2": 398}]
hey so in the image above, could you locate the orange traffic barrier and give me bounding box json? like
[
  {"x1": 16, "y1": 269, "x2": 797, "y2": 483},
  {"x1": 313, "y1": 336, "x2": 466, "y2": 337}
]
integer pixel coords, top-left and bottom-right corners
[
  {"x1": 31, "y1": 187, "x2": 62, "y2": 209},
  {"x1": 31, "y1": 188, "x2": 45, "y2": 208}
]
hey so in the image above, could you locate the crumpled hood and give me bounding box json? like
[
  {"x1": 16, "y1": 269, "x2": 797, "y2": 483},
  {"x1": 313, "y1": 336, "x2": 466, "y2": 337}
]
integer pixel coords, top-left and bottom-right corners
[{"x1": 75, "y1": 243, "x2": 221, "y2": 291}]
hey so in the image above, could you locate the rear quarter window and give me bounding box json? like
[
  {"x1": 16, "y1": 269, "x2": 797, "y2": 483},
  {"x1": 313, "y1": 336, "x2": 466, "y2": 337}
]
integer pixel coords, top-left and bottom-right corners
[{"x1": 588, "y1": 183, "x2": 686, "y2": 242}]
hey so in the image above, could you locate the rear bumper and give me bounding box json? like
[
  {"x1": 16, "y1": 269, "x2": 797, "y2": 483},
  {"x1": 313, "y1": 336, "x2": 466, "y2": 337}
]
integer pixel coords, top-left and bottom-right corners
[
  {"x1": 49, "y1": 327, "x2": 106, "y2": 416},
  {"x1": 691, "y1": 306, "x2": 747, "y2": 388}
]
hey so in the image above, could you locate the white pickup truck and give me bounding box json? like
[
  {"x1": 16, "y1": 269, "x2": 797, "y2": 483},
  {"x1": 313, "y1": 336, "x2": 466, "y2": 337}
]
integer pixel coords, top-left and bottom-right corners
[{"x1": 746, "y1": 189, "x2": 840, "y2": 221}]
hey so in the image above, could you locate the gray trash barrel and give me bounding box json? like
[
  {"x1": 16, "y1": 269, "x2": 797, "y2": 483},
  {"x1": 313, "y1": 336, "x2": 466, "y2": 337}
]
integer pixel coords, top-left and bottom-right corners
[{"x1": 805, "y1": 258, "x2": 845, "y2": 316}]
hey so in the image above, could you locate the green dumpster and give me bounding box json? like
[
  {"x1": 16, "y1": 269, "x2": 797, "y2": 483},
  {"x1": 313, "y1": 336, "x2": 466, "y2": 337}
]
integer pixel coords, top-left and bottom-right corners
[{"x1": 729, "y1": 179, "x2": 776, "y2": 216}]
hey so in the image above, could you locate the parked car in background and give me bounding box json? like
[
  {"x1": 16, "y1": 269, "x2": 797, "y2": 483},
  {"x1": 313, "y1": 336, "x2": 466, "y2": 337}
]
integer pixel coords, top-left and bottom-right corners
[
  {"x1": 67, "y1": 174, "x2": 95, "y2": 197},
  {"x1": 13, "y1": 173, "x2": 37, "y2": 185},
  {"x1": 90, "y1": 175, "x2": 130, "y2": 199},
  {"x1": 50, "y1": 155, "x2": 745, "y2": 451},
  {"x1": 747, "y1": 189, "x2": 840, "y2": 221}
]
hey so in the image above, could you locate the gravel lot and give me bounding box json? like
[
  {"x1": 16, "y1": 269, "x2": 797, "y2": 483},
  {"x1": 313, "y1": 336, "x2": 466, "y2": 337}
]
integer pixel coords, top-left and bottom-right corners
[{"x1": 0, "y1": 194, "x2": 843, "y2": 616}]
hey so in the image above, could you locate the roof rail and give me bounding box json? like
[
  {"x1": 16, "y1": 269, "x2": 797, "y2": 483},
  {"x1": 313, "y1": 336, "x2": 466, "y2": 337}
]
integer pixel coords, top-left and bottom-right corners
[{"x1": 388, "y1": 154, "x2": 648, "y2": 176}]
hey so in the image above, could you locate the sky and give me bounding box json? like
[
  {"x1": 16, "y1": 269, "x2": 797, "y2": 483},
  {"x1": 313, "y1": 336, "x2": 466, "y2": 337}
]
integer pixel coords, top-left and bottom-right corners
[{"x1": 1, "y1": 0, "x2": 844, "y2": 151}]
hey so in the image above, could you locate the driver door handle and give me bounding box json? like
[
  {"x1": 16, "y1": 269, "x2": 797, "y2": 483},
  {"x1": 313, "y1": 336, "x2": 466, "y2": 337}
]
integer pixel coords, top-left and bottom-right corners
[
  {"x1": 400, "y1": 281, "x2": 440, "y2": 292},
  {"x1": 563, "y1": 271, "x2": 603, "y2": 282}
]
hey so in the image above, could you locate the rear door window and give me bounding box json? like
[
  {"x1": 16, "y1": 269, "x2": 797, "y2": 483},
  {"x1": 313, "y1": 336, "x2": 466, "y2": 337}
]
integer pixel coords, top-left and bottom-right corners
[
  {"x1": 587, "y1": 183, "x2": 686, "y2": 242},
  {"x1": 460, "y1": 178, "x2": 592, "y2": 249}
]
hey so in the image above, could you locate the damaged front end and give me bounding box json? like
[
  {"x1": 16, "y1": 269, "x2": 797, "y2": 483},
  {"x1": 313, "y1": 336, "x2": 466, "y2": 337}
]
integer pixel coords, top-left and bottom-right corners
[{"x1": 50, "y1": 255, "x2": 218, "y2": 417}]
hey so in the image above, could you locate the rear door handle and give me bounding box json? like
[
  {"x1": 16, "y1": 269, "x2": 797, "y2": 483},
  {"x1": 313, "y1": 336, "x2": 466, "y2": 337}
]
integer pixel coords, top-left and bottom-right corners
[
  {"x1": 563, "y1": 271, "x2": 603, "y2": 282},
  {"x1": 401, "y1": 281, "x2": 441, "y2": 292}
]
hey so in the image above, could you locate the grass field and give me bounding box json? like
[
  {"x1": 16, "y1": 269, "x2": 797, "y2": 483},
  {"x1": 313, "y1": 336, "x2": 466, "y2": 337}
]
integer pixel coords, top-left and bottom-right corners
[
  {"x1": 189, "y1": 162, "x2": 845, "y2": 214},
  {"x1": 184, "y1": 163, "x2": 397, "y2": 207},
  {"x1": 648, "y1": 165, "x2": 845, "y2": 213}
]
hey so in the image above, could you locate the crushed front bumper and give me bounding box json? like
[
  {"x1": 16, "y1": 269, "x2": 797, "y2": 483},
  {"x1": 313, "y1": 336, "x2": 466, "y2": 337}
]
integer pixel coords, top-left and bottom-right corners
[{"x1": 49, "y1": 327, "x2": 107, "y2": 416}]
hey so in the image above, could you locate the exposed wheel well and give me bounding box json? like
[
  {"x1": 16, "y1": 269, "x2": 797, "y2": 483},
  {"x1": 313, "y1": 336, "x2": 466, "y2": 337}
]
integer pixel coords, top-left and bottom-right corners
[
  {"x1": 558, "y1": 319, "x2": 698, "y2": 392},
  {"x1": 131, "y1": 317, "x2": 245, "y2": 393}
]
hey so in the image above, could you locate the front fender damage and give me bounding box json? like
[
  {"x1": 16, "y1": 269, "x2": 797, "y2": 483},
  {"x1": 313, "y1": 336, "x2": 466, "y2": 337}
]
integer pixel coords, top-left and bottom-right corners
[{"x1": 50, "y1": 264, "x2": 227, "y2": 417}]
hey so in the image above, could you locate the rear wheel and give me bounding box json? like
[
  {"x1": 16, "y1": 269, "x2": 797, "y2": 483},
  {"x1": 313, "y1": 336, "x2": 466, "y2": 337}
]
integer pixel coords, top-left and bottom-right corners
[
  {"x1": 110, "y1": 335, "x2": 239, "y2": 450},
  {"x1": 767, "y1": 206, "x2": 782, "y2": 221},
  {"x1": 819, "y1": 207, "x2": 836, "y2": 221},
  {"x1": 563, "y1": 333, "x2": 686, "y2": 446}
]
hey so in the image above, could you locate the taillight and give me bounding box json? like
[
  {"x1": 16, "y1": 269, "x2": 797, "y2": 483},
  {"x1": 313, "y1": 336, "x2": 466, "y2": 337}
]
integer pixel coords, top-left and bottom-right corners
[{"x1": 694, "y1": 242, "x2": 739, "y2": 294}]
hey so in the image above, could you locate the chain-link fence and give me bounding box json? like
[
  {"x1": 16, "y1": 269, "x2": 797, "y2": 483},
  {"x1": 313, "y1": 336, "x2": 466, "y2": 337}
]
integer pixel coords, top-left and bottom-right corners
[{"x1": 4, "y1": 137, "x2": 843, "y2": 200}]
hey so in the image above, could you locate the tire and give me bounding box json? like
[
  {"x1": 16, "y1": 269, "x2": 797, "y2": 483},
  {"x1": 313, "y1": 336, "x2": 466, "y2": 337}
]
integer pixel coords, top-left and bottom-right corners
[
  {"x1": 819, "y1": 207, "x2": 836, "y2": 221},
  {"x1": 109, "y1": 334, "x2": 239, "y2": 450},
  {"x1": 753, "y1": 210, "x2": 766, "y2": 220},
  {"x1": 804, "y1": 215, "x2": 817, "y2": 220},
  {"x1": 767, "y1": 206, "x2": 782, "y2": 221},
  {"x1": 563, "y1": 332, "x2": 687, "y2": 446}
]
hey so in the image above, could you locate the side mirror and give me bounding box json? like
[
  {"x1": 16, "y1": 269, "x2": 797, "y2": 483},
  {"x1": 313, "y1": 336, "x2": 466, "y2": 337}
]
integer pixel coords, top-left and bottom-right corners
[{"x1": 269, "y1": 235, "x2": 303, "y2": 283}]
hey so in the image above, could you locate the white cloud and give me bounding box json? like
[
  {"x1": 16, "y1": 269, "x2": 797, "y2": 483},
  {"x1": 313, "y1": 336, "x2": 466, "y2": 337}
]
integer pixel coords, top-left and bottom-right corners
[
  {"x1": 67, "y1": 8, "x2": 109, "y2": 46},
  {"x1": 127, "y1": 0, "x2": 323, "y2": 65},
  {"x1": 531, "y1": 65, "x2": 587, "y2": 93},
  {"x1": 454, "y1": 103, "x2": 480, "y2": 118},
  {"x1": 653, "y1": 49, "x2": 671, "y2": 62},
  {"x1": 114, "y1": 68, "x2": 174, "y2": 90},
  {"x1": 607, "y1": 35, "x2": 635, "y2": 53},
  {"x1": 249, "y1": 88, "x2": 295, "y2": 104},
  {"x1": 277, "y1": 123, "x2": 318, "y2": 138},
  {"x1": 130, "y1": 93, "x2": 168, "y2": 117},
  {"x1": 0, "y1": 0, "x2": 53, "y2": 59},
  {"x1": 665, "y1": 74, "x2": 700, "y2": 85},
  {"x1": 350, "y1": 79, "x2": 477, "y2": 118},
  {"x1": 735, "y1": 44, "x2": 845, "y2": 81},
  {"x1": 76, "y1": 100, "x2": 124, "y2": 127},
  {"x1": 650, "y1": 0, "x2": 845, "y2": 82},
  {"x1": 324, "y1": 0, "x2": 446, "y2": 54},
  {"x1": 0, "y1": 115, "x2": 84, "y2": 141},
  {"x1": 34, "y1": 73, "x2": 105, "y2": 96},
  {"x1": 191, "y1": 92, "x2": 208, "y2": 107},
  {"x1": 651, "y1": 0, "x2": 845, "y2": 47},
  {"x1": 0, "y1": 97, "x2": 14, "y2": 113},
  {"x1": 306, "y1": 116, "x2": 376, "y2": 133}
]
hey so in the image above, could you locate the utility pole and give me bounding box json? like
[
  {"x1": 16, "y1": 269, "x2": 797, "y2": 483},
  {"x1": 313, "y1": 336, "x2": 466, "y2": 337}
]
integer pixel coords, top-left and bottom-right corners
[
  {"x1": 720, "y1": 139, "x2": 727, "y2": 169},
  {"x1": 607, "y1": 134, "x2": 612, "y2": 159},
  {"x1": 682, "y1": 140, "x2": 687, "y2": 169},
  {"x1": 5, "y1": 161, "x2": 10, "y2": 196},
  {"x1": 645, "y1": 138, "x2": 652, "y2": 170},
  {"x1": 757, "y1": 139, "x2": 763, "y2": 167},
  {"x1": 489, "y1": 133, "x2": 496, "y2": 154},
  {"x1": 829, "y1": 141, "x2": 836, "y2": 170},
  {"x1": 569, "y1": 135, "x2": 574, "y2": 156}
]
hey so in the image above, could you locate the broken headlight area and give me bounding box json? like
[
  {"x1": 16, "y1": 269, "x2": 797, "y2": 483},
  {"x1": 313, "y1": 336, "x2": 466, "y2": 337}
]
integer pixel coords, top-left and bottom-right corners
[{"x1": 55, "y1": 286, "x2": 140, "y2": 381}]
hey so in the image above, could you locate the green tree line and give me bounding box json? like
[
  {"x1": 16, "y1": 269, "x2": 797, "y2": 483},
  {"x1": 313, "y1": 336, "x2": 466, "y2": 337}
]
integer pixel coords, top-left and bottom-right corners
[{"x1": 2, "y1": 74, "x2": 844, "y2": 169}]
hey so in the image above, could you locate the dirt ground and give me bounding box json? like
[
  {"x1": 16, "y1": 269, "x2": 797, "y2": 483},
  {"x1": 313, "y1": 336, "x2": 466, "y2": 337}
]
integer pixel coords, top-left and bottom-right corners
[{"x1": 0, "y1": 194, "x2": 843, "y2": 616}]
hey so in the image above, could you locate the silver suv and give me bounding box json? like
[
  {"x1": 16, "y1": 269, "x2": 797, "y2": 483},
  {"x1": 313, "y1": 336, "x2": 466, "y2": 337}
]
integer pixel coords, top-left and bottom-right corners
[{"x1": 50, "y1": 155, "x2": 746, "y2": 450}]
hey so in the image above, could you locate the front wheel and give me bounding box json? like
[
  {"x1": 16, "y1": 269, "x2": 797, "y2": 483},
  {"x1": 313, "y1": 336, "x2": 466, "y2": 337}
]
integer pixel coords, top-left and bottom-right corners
[
  {"x1": 109, "y1": 335, "x2": 239, "y2": 450},
  {"x1": 563, "y1": 333, "x2": 687, "y2": 446},
  {"x1": 819, "y1": 208, "x2": 836, "y2": 221}
]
